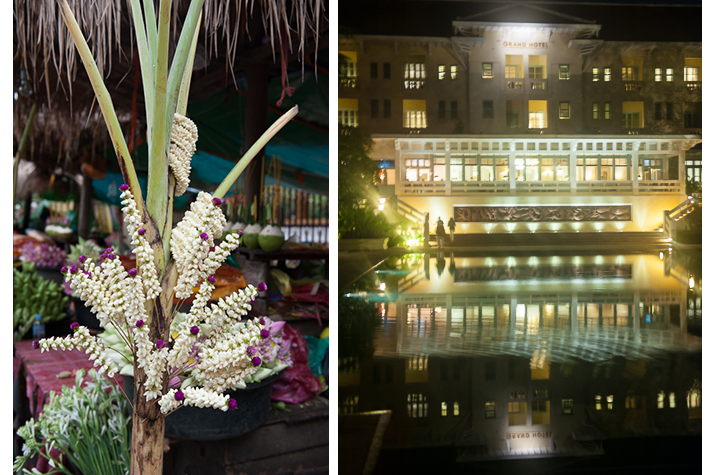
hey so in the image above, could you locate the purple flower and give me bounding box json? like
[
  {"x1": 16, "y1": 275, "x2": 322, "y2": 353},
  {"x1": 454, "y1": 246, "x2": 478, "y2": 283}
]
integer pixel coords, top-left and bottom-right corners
[
  {"x1": 175, "y1": 390, "x2": 185, "y2": 402},
  {"x1": 237, "y1": 230, "x2": 244, "y2": 237},
  {"x1": 60, "y1": 266, "x2": 68, "y2": 274},
  {"x1": 228, "y1": 399, "x2": 237, "y2": 411},
  {"x1": 200, "y1": 232, "x2": 209, "y2": 241},
  {"x1": 135, "y1": 320, "x2": 144, "y2": 328},
  {"x1": 260, "y1": 329, "x2": 270, "y2": 339},
  {"x1": 128, "y1": 268, "x2": 138, "y2": 277},
  {"x1": 32, "y1": 341, "x2": 39, "y2": 349},
  {"x1": 71, "y1": 322, "x2": 79, "y2": 330},
  {"x1": 212, "y1": 198, "x2": 222, "y2": 206},
  {"x1": 119, "y1": 184, "x2": 129, "y2": 191},
  {"x1": 137, "y1": 228, "x2": 146, "y2": 236},
  {"x1": 78, "y1": 255, "x2": 87, "y2": 263},
  {"x1": 84, "y1": 272, "x2": 93, "y2": 278},
  {"x1": 105, "y1": 248, "x2": 114, "y2": 254},
  {"x1": 252, "y1": 357, "x2": 262, "y2": 367},
  {"x1": 107, "y1": 254, "x2": 115, "y2": 260},
  {"x1": 101, "y1": 253, "x2": 108, "y2": 260},
  {"x1": 70, "y1": 266, "x2": 78, "y2": 274},
  {"x1": 247, "y1": 346, "x2": 257, "y2": 357},
  {"x1": 259, "y1": 317, "x2": 266, "y2": 325},
  {"x1": 207, "y1": 276, "x2": 216, "y2": 284},
  {"x1": 156, "y1": 340, "x2": 166, "y2": 349},
  {"x1": 257, "y1": 282, "x2": 268, "y2": 292},
  {"x1": 190, "y1": 326, "x2": 200, "y2": 335}
]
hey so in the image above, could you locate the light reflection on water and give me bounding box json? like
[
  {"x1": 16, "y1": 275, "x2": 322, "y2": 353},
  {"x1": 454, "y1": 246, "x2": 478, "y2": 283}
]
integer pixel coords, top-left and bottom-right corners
[{"x1": 339, "y1": 251, "x2": 701, "y2": 466}]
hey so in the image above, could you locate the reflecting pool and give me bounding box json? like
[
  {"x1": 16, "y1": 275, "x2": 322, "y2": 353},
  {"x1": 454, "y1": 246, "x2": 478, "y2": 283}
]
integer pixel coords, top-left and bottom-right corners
[{"x1": 338, "y1": 249, "x2": 701, "y2": 474}]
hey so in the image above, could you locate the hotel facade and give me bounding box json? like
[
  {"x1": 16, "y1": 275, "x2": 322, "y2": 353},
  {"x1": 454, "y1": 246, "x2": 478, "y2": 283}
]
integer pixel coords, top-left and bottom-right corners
[{"x1": 338, "y1": 3, "x2": 702, "y2": 236}]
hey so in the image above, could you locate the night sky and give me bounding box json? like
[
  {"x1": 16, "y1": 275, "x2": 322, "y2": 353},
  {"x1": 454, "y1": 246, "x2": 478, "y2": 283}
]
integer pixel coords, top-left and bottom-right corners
[{"x1": 339, "y1": 1, "x2": 702, "y2": 43}]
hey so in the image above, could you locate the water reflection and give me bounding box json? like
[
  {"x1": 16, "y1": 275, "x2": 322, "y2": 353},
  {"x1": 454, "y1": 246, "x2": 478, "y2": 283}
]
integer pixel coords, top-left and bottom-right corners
[{"x1": 339, "y1": 250, "x2": 701, "y2": 468}]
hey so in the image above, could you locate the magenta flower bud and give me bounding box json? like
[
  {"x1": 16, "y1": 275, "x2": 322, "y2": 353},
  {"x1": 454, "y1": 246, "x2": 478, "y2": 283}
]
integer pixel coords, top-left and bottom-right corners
[
  {"x1": 101, "y1": 253, "x2": 108, "y2": 260},
  {"x1": 70, "y1": 266, "x2": 78, "y2": 274},
  {"x1": 237, "y1": 230, "x2": 244, "y2": 236},
  {"x1": 259, "y1": 317, "x2": 266, "y2": 325},
  {"x1": 119, "y1": 184, "x2": 129, "y2": 191},
  {"x1": 247, "y1": 346, "x2": 256, "y2": 357},
  {"x1": 212, "y1": 198, "x2": 222, "y2": 206},
  {"x1": 156, "y1": 340, "x2": 166, "y2": 349},
  {"x1": 207, "y1": 276, "x2": 216, "y2": 284},
  {"x1": 135, "y1": 319, "x2": 144, "y2": 328},
  {"x1": 175, "y1": 390, "x2": 185, "y2": 402},
  {"x1": 137, "y1": 228, "x2": 146, "y2": 236},
  {"x1": 107, "y1": 254, "x2": 115, "y2": 260},
  {"x1": 228, "y1": 399, "x2": 238, "y2": 411},
  {"x1": 84, "y1": 272, "x2": 93, "y2": 278},
  {"x1": 252, "y1": 357, "x2": 262, "y2": 367},
  {"x1": 105, "y1": 248, "x2": 114, "y2": 254},
  {"x1": 200, "y1": 232, "x2": 209, "y2": 241},
  {"x1": 71, "y1": 322, "x2": 79, "y2": 330},
  {"x1": 257, "y1": 282, "x2": 268, "y2": 292},
  {"x1": 190, "y1": 326, "x2": 199, "y2": 335},
  {"x1": 60, "y1": 266, "x2": 68, "y2": 274},
  {"x1": 260, "y1": 329, "x2": 270, "y2": 339},
  {"x1": 128, "y1": 268, "x2": 138, "y2": 277},
  {"x1": 32, "y1": 341, "x2": 39, "y2": 349},
  {"x1": 78, "y1": 255, "x2": 86, "y2": 263}
]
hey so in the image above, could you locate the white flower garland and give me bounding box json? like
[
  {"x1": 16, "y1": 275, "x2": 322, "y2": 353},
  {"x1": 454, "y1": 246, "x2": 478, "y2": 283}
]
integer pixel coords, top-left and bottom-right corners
[{"x1": 169, "y1": 113, "x2": 198, "y2": 197}]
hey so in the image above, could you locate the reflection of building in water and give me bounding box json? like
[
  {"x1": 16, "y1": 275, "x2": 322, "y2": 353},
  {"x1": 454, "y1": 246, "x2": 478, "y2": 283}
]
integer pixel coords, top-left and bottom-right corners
[{"x1": 339, "y1": 253, "x2": 701, "y2": 459}]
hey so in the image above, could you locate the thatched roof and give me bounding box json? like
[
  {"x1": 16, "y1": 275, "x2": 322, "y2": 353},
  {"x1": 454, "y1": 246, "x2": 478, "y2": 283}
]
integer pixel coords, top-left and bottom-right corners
[{"x1": 13, "y1": 0, "x2": 329, "y2": 191}]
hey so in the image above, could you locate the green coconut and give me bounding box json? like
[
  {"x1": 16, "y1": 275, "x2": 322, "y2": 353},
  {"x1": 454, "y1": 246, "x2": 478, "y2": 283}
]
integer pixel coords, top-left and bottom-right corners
[
  {"x1": 258, "y1": 225, "x2": 285, "y2": 252},
  {"x1": 242, "y1": 224, "x2": 263, "y2": 249}
]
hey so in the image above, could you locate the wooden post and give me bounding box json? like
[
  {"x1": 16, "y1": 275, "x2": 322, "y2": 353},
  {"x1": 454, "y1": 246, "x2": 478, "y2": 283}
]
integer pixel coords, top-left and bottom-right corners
[{"x1": 244, "y1": 63, "x2": 269, "y2": 223}]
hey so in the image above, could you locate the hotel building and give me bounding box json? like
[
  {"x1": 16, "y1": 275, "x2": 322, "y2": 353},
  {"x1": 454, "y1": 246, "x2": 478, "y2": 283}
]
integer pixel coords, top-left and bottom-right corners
[{"x1": 338, "y1": 2, "x2": 702, "y2": 237}]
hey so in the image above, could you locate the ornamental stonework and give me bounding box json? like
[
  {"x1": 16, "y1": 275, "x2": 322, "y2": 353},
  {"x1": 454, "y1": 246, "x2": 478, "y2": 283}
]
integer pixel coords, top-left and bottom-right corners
[
  {"x1": 453, "y1": 205, "x2": 631, "y2": 223},
  {"x1": 454, "y1": 264, "x2": 633, "y2": 283}
]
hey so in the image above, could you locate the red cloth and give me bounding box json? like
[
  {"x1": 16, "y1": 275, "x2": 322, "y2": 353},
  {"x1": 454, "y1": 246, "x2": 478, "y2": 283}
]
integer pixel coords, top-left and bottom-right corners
[
  {"x1": 13, "y1": 340, "x2": 124, "y2": 416},
  {"x1": 270, "y1": 325, "x2": 323, "y2": 404}
]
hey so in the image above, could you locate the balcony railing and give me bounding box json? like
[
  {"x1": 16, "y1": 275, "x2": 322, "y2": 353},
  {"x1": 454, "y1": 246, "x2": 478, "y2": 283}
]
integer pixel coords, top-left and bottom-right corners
[
  {"x1": 686, "y1": 82, "x2": 701, "y2": 91},
  {"x1": 400, "y1": 179, "x2": 681, "y2": 195},
  {"x1": 624, "y1": 82, "x2": 643, "y2": 92},
  {"x1": 339, "y1": 77, "x2": 358, "y2": 88}
]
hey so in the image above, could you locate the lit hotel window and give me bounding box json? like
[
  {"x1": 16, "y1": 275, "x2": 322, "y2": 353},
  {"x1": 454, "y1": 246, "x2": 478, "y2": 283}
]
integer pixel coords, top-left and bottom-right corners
[
  {"x1": 441, "y1": 402, "x2": 448, "y2": 417},
  {"x1": 559, "y1": 64, "x2": 570, "y2": 80},
  {"x1": 403, "y1": 100, "x2": 427, "y2": 129},
  {"x1": 408, "y1": 394, "x2": 428, "y2": 418},
  {"x1": 404, "y1": 62, "x2": 426, "y2": 89},
  {"x1": 607, "y1": 395, "x2": 614, "y2": 410},
  {"x1": 625, "y1": 394, "x2": 638, "y2": 410},
  {"x1": 666, "y1": 68, "x2": 673, "y2": 82},
  {"x1": 559, "y1": 102, "x2": 570, "y2": 119},
  {"x1": 592, "y1": 67, "x2": 599, "y2": 81},
  {"x1": 604, "y1": 67, "x2": 611, "y2": 81},
  {"x1": 622, "y1": 66, "x2": 639, "y2": 81},
  {"x1": 595, "y1": 395, "x2": 602, "y2": 411},
  {"x1": 604, "y1": 102, "x2": 611, "y2": 119},
  {"x1": 338, "y1": 109, "x2": 358, "y2": 128},
  {"x1": 485, "y1": 401, "x2": 496, "y2": 418},
  {"x1": 655, "y1": 68, "x2": 663, "y2": 82},
  {"x1": 669, "y1": 392, "x2": 676, "y2": 408},
  {"x1": 454, "y1": 402, "x2": 460, "y2": 416},
  {"x1": 684, "y1": 66, "x2": 700, "y2": 81},
  {"x1": 687, "y1": 388, "x2": 701, "y2": 408},
  {"x1": 658, "y1": 391, "x2": 665, "y2": 409},
  {"x1": 592, "y1": 102, "x2": 599, "y2": 119},
  {"x1": 482, "y1": 62, "x2": 493, "y2": 78},
  {"x1": 562, "y1": 399, "x2": 573, "y2": 415},
  {"x1": 450, "y1": 65, "x2": 458, "y2": 80},
  {"x1": 438, "y1": 64, "x2": 445, "y2": 80}
]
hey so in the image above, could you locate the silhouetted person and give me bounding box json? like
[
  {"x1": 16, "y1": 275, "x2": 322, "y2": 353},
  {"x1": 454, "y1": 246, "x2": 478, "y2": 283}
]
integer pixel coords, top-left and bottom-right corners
[
  {"x1": 435, "y1": 217, "x2": 445, "y2": 248},
  {"x1": 448, "y1": 217, "x2": 456, "y2": 243}
]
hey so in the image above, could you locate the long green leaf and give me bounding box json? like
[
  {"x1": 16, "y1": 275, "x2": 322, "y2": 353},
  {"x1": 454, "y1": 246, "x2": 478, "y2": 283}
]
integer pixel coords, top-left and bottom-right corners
[
  {"x1": 58, "y1": 0, "x2": 145, "y2": 215},
  {"x1": 128, "y1": 0, "x2": 154, "y2": 150},
  {"x1": 213, "y1": 106, "x2": 299, "y2": 199},
  {"x1": 176, "y1": 12, "x2": 203, "y2": 117}
]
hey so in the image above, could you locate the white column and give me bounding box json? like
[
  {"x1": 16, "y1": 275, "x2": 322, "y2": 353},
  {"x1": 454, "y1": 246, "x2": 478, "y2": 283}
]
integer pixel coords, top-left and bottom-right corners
[
  {"x1": 395, "y1": 139, "x2": 402, "y2": 195},
  {"x1": 570, "y1": 140, "x2": 577, "y2": 195},
  {"x1": 631, "y1": 140, "x2": 640, "y2": 194},
  {"x1": 445, "y1": 141, "x2": 452, "y2": 196},
  {"x1": 509, "y1": 141, "x2": 516, "y2": 193}
]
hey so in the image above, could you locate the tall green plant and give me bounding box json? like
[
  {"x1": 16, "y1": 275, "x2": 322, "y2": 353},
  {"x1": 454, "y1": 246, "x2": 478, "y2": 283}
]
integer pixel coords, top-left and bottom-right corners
[{"x1": 56, "y1": 1, "x2": 297, "y2": 473}]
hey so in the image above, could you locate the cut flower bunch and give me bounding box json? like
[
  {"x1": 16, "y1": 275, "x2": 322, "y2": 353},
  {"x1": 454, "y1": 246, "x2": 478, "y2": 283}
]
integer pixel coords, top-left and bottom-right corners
[{"x1": 38, "y1": 185, "x2": 279, "y2": 414}]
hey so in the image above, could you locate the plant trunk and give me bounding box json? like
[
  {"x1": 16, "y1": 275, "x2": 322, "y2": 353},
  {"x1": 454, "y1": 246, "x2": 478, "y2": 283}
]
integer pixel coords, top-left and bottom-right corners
[{"x1": 130, "y1": 377, "x2": 166, "y2": 475}]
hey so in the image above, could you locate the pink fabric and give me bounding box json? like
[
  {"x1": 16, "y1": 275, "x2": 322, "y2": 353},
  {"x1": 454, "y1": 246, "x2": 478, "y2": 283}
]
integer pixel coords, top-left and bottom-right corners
[
  {"x1": 14, "y1": 340, "x2": 123, "y2": 416},
  {"x1": 270, "y1": 325, "x2": 323, "y2": 404}
]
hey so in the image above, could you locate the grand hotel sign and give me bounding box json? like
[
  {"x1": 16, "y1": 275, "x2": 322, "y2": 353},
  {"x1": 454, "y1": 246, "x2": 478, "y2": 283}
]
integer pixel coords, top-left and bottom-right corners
[
  {"x1": 453, "y1": 205, "x2": 631, "y2": 223},
  {"x1": 502, "y1": 41, "x2": 549, "y2": 48}
]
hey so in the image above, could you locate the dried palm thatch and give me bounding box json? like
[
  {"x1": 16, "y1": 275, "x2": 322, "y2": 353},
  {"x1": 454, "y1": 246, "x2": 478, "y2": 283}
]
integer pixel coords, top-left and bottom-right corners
[{"x1": 13, "y1": 0, "x2": 328, "y2": 180}]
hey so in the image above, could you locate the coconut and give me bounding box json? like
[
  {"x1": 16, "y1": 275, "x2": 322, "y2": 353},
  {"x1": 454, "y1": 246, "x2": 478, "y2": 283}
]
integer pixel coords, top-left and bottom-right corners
[
  {"x1": 258, "y1": 225, "x2": 285, "y2": 252},
  {"x1": 242, "y1": 223, "x2": 263, "y2": 249}
]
